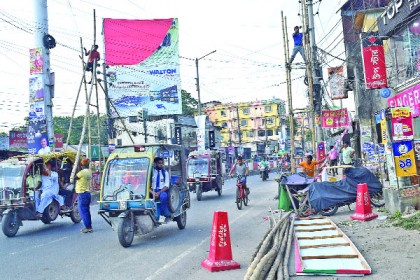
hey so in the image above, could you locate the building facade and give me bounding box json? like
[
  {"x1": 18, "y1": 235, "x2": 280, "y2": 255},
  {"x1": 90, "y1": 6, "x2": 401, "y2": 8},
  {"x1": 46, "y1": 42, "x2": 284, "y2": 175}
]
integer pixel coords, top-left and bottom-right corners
[{"x1": 203, "y1": 98, "x2": 286, "y2": 154}]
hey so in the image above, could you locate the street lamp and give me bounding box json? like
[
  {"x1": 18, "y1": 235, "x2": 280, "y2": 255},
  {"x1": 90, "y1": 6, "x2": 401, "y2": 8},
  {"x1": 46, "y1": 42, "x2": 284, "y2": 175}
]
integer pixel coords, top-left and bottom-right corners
[{"x1": 195, "y1": 50, "x2": 216, "y2": 115}]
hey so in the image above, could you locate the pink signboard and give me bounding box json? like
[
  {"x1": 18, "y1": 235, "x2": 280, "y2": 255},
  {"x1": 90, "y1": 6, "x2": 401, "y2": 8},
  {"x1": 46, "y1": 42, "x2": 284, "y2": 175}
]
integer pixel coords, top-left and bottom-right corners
[
  {"x1": 388, "y1": 83, "x2": 420, "y2": 117},
  {"x1": 391, "y1": 107, "x2": 414, "y2": 141},
  {"x1": 321, "y1": 108, "x2": 349, "y2": 128},
  {"x1": 9, "y1": 131, "x2": 27, "y2": 149}
]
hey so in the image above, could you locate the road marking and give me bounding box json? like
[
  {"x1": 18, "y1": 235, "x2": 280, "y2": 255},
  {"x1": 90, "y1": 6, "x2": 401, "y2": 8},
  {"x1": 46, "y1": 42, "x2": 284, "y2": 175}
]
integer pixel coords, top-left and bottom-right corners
[
  {"x1": 9, "y1": 236, "x2": 68, "y2": 255},
  {"x1": 144, "y1": 210, "x2": 249, "y2": 280}
]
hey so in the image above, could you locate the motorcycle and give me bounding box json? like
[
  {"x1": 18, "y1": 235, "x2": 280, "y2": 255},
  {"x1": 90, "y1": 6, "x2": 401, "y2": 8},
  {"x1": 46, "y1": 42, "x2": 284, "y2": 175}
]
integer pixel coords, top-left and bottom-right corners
[{"x1": 259, "y1": 166, "x2": 269, "y2": 181}]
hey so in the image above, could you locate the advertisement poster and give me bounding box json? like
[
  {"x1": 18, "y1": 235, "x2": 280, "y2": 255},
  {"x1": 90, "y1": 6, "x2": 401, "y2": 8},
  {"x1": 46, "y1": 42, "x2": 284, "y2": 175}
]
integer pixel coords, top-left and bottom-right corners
[
  {"x1": 27, "y1": 119, "x2": 48, "y2": 154},
  {"x1": 209, "y1": 131, "x2": 215, "y2": 148},
  {"x1": 174, "y1": 126, "x2": 182, "y2": 145},
  {"x1": 361, "y1": 32, "x2": 388, "y2": 89},
  {"x1": 328, "y1": 66, "x2": 347, "y2": 100},
  {"x1": 391, "y1": 107, "x2": 413, "y2": 141},
  {"x1": 29, "y1": 48, "x2": 43, "y2": 75},
  {"x1": 388, "y1": 83, "x2": 420, "y2": 117},
  {"x1": 104, "y1": 18, "x2": 182, "y2": 117},
  {"x1": 29, "y1": 76, "x2": 44, "y2": 102},
  {"x1": 393, "y1": 141, "x2": 417, "y2": 177},
  {"x1": 195, "y1": 115, "x2": 206, "y2": 150},
  {"x1": 29, "y1": 101, "x2": 45, "y2": 121},
  {"x1": 55, "y1": 133, "x2": 63, "y2": 150},
  {"x1": 316, "y1": 142, "x2": 325, "y2": 162},
  {"x1": 9, "y1": 131, "x2": 27, "y2": 149},
  {"x1": 321, "y1": 108, "x2": 349, "y2": 128}
]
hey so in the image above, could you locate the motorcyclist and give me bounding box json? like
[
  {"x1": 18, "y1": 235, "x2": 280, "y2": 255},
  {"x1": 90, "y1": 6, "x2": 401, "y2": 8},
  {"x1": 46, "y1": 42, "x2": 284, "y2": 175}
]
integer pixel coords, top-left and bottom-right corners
[{"x1": 258, "y1": 157, "x2": 270, "y2": 178}]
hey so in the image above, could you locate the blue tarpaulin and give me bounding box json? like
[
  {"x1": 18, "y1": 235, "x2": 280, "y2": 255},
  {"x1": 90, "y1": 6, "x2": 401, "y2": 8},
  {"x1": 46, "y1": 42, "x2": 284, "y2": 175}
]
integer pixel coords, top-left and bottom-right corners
[{"x1": 309, "y1": 167, "x2": 382, "y2": 211}]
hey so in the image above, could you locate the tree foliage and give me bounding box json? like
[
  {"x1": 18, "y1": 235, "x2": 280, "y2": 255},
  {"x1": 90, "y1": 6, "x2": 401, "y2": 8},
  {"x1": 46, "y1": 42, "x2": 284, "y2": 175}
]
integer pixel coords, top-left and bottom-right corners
[
  {"x1": 54, "y1": 115, "x2": 108, "y2": 145},
  {"x1": 181, "y1": 89, "x2": 198, "y2": 116}
]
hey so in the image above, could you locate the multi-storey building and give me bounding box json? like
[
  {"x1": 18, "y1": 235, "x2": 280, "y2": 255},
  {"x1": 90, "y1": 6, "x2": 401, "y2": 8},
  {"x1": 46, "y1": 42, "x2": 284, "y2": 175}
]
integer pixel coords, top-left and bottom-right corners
[{"x1": 203, "y1": 98, "x2": 286, "y2": 154}]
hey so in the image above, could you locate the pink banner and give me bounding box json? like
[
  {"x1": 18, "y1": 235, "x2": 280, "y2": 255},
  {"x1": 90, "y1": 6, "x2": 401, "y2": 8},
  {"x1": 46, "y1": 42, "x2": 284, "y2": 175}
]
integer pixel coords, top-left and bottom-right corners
[
  {"x1": 361, "y1": 33, "x2": 388, "y2": 89},
  {"x1": 317, "y1": 142, "x2": 326, "y2": 162},
  {"x1": 321, "y1": 108, "x2": 349, "y2": 128},
  {"x1": 391, "y1": 107, "x2": 414, "y2": 141},
  {"x1": 388, "y1": 83, "x2": 420, "y2": 117},
  {"x1": 9, "y1": 131, "x2": 27, "y2": 149},
  {"x1": 103, "y1": 18, "x2": 173, "y2": 66}
]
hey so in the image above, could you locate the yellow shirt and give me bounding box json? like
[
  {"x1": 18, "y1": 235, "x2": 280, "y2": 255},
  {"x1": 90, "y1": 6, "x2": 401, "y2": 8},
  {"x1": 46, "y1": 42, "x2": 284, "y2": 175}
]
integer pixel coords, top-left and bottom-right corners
[
  {"x1": 75, "y1": 169, "x2": 92, "y2": 194},
  {"x1": 26, "y1": 174, "x2": 41, "y2": 193},
  {"x1": 299, "y1": 160, "x2": 319, "y2": 178}
]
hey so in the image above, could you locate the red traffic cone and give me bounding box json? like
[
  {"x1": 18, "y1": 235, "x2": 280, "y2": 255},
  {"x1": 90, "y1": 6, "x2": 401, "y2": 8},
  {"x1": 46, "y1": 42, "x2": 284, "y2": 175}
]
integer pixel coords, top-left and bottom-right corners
[
  {"x1": 350, "y1": 183, "x2": 378, "y2": 221},
  {"x1": 201, "y1": 211, "x2": 240, "y2": 272}
]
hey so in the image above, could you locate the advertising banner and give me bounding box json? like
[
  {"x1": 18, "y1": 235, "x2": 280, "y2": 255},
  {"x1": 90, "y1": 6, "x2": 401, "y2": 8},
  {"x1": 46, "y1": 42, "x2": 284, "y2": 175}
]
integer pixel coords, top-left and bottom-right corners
[
  {"x1": 388, "y1": 83, "x2": 420, "y2": 117},
  {"x1": 393, "y1": 141, "x2": 417, "y2": 177},
  {"x1": 361, "y1": 32, "x2": 388, "y2": 89},
  {"x1": 29, "y1": 48, "x2": 43, "y2": 75},
  {"x1": 328, "y1": 66, "x2": 347, "y2": 100},
  {"x1": 27, "y1": 119, "x2": 48, "y2": 154},
  {"x1": 9, "y1": 131, "x2": 27, "y2": 149},
  {"x1": 103, "y1": 18, "x2": 182, "y2": 117},
  {"x1": 29, "y1": 76, "x2": 44, "y2": 102},
  {"x1": 55, "y1": 133, "x2": 63, "y2": 150},
  {"x1": 195, "y1": 115, "x2": 207, "y2": 150},
  {"x1": 316, "y1": 142, "x2": 325, "y2": 162},
  {"x1": 209, "y1": 131, "x2": 215, "y2": 148},
  {"x1": 391, "y1": 107, "x2": 413, "y2": 141},
  {"x1": 321, "y1": 108, "x2": 349, "y2": 128}
]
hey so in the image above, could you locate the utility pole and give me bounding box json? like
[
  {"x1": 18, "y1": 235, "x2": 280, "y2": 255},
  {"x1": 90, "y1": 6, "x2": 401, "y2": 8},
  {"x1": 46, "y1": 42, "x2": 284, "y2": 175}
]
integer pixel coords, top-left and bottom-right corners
[
  {"x1": 300, "y1": 0, "x2": 317, "y2": 153},
  {"x1": 235, "y1": 104, "x2": 242, "y2": 146},
  {"x1": 195, "y1": 50, "x2": 216, "y2": 115},
  {"x1": 281, "y1": 11, "x2": 296, "y2": 173},
  {"x1": 34, "y1": 0, "x2": 54, "y2": 150}
]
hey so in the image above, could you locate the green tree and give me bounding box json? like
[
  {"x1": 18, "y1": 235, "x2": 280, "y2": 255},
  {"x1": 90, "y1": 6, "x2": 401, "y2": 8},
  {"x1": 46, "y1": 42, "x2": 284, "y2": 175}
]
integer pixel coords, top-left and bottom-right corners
[{"x1": 181, "y1": 89, "x2": 198, "y2": 116}]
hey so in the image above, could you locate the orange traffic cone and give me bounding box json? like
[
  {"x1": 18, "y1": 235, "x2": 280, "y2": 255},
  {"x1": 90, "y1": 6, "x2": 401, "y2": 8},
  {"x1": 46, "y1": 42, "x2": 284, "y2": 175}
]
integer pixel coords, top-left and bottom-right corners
[
  {"x1": 350, "y1": 183, "x2": 378, "y2": 221},
  {"x1": 201, "y1": 211, "x2": 240, "y2": 272}
]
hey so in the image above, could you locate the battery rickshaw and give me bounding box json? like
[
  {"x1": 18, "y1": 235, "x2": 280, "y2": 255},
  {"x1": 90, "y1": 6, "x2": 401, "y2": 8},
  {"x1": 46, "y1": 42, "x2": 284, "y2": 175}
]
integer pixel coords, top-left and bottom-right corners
[
  {"x1": 186, "y1": 150, "x2": 224, "y2": 201},
  {"x1": 98, "y1": 144, "x2": 191, "y2": 247},
  {"x1": 0, "y1": 152, "x2": 82, "y2": 237}
]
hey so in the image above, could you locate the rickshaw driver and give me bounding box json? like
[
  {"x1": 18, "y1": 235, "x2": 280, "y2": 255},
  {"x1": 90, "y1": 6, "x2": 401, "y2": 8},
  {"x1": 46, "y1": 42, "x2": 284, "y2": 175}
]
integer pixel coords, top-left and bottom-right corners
[
  {"x1": 228, "y1": 156, "x2": 250, "y2": 194},
  {"x1": 151, "y1": 157, "x2": 171, "y2": 223}
]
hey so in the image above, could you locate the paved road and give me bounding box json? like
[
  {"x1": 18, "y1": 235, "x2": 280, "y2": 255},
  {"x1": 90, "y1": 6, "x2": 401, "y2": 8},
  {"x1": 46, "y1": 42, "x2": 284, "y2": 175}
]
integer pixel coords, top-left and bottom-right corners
[{"x1": 0, "y1": 174, "x2": 280, "y2": 280}]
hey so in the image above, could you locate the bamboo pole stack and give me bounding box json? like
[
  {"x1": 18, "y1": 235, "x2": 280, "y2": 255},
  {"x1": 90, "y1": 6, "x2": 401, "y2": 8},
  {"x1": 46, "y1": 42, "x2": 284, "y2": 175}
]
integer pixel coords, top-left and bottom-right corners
[{"x1": 244, "y1": 212, "x2": 295, "y2": 280}]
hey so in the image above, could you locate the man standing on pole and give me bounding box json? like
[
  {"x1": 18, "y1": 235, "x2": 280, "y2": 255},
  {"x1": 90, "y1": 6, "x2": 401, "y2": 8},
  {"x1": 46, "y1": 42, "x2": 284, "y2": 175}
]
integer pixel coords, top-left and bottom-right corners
[{"x1": 287, "y1": 26, "x2": 306, "y2": 69}]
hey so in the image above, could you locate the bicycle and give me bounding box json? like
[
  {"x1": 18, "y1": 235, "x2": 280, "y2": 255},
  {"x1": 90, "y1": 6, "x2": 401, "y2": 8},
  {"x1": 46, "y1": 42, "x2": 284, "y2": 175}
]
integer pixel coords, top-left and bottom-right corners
[{"x1": 235, "y1": 175, "x2": 249, "y2": 210}]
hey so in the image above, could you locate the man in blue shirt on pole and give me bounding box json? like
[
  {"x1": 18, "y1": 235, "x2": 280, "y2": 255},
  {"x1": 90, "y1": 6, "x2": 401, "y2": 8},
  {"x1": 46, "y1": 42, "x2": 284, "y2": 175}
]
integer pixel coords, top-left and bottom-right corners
[{"x1": 288, "y1": 26, "x2": 306, "y2": 68}]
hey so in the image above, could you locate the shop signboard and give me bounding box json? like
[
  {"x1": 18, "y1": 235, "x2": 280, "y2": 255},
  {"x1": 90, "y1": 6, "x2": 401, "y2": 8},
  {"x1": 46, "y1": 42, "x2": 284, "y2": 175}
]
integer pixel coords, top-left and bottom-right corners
[
  {"x1": 391, "y1": 107, "x2": 413, "y2": 141},
  {"x1": 321, "y1": 108, "x2": 349, "y2": 128},
  {"x1": 328, "y1": 66, "x2": 347, "y2": 100},
  {"x1": 174, "y1": 126, "x2": 182, "y2": 145},
  {"x1": 393, "y1": 141, "x2": 417, "y2": 177},
  {"x1": 9, "y1": 131, "x2": 28, "y2": 149},
  {"x1": 209, "y1": 130, "x2": 215, "y2": 148},
  {"x1": 361, "y1": 32, "x2": 388, "y2": 89},
  {"x1": 388, "y1": 83, "x2": 420, "y2": 117},
  {"x1": 378, "y1": 0, "x2": 420, "y2": 36}
]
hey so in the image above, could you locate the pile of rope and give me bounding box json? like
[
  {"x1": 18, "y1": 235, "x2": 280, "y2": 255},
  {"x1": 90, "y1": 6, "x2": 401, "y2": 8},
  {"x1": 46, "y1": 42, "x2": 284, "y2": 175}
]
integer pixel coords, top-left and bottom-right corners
[{"x1": 244, "y1": 212, "x2": 295, "y2": 280}]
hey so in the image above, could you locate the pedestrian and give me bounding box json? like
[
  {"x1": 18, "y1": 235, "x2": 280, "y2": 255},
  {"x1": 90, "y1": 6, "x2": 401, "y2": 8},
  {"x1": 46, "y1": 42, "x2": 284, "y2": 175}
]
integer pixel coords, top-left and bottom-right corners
[
  {"x1": 287, "y1": 26, "x2": 306, "y2": 68},
  {"x1": 75, "y1": 158, "x2": 93, "y2": 233},
  {"x1": 340, "y1": 141, "x2": 355, "y2": 166},
  {"x1": 329, "y1": 145, "x2": 338, "y2": 176}
]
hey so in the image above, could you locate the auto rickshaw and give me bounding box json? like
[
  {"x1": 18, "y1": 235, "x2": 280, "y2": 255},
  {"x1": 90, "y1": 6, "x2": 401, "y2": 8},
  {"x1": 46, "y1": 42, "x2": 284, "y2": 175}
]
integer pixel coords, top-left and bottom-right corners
[
  {"x1": 98, "y1": 144, "x2": 190, "y2": 248},
  {"x1": 0, "y1": 151, "x2": 82, "y2": 237},
  {"x1": 186, "y1": 150, "x2": 224, "y2": 201}
]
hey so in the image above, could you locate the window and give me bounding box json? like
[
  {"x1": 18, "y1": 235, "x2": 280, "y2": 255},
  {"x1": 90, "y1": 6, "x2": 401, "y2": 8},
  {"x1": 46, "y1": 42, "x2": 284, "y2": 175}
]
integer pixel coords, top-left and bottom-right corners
[
  {"x1": 267, "y1": 117, "x2": 275, "y2": 125},
  {"x1": 222, "y1": 122, "x2": 228, "y2": 128},
  {"x1": 241, "y1": 120, "x2": 248, "y2": 126},
  {"x1": 262, "y1": 119, "x2": 266, "y2": 125},
  {"x1": 242, "y1": 108, "x2": 249, "y2": 114},
  {"x1": 246, "y1": 131, "x2": 254, "y2": 138},
  {"x1": 265, "y1": 105, "x2": 272, "y2": 112},
  {"x1": 267, "y1": 130, "x2": 274, "y2": 136},
  {"x1": 258, "y1": 130, "x2": 265, "y2": 137},
  {"x1": 221, "y1": 110, "x2": 226, "y2": 116}
]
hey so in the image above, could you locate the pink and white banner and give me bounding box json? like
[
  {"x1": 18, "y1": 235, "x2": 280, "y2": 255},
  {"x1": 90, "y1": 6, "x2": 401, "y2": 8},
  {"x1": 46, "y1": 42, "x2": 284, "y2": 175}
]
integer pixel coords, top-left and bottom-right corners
[
  {"x1": 321, "y1": 108, "x2": 349, "y2": 128},
  {"x1": 388, "y1": 83, "x2": 420, "y2": 117},
  {"x1": 103, "y1": 18, "x2": 182, "y2": 117}
]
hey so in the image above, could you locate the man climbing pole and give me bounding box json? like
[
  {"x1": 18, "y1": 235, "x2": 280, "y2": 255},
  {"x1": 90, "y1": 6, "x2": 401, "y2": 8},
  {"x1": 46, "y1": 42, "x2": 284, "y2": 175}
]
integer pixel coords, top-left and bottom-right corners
[
  {"x1": 83, "y1": 44, "x2": 100, "y2": 84},
  {"x1": 287, "y1": 26, "x2": 306, "y2": 69}
]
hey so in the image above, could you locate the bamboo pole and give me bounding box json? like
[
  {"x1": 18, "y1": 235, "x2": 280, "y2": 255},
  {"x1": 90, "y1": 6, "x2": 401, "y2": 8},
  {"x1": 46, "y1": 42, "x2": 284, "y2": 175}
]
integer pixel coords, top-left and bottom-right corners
[{"x1": 281, "y1": 11, "x2": 295, "y2": 173}]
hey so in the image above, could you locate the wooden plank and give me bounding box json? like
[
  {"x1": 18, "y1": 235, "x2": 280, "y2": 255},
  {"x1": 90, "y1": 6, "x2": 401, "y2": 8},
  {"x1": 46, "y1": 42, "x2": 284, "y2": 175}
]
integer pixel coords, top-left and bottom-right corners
[
  {"x1": 294, "y1": 222, "x2": 331, "y2": 226},
  {"x1": 302, "y1": 254, "x2": 359, "y2": 260},
  {"x1": 300, "y1": 243, "x2": 350, "y2": 249},
  {"x1": 296, "y1": 216, "x2": 326, "y2": 220},
  {"x1": 297, "y1": 234, "x2": 343, "y2": 240},
  {"x1": 295, "y1": 226, "x2": 336, "y2": 232}
]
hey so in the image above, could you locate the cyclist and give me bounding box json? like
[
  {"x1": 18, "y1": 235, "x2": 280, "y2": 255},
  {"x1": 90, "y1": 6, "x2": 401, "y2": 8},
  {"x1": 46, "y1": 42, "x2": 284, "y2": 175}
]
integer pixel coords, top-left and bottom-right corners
[{"x1": 228, "y1": 156, "x2": 250, "y2": 194}]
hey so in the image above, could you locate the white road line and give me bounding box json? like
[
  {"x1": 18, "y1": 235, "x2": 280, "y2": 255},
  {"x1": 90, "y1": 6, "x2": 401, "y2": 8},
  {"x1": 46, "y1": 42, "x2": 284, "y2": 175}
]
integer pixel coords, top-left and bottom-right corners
[
  {"x1": 9, "y1": 236, "x2": 68, "y2": 255},
  {"x1": 144, "y1": 210, "x2": 249, "y2": 280}
]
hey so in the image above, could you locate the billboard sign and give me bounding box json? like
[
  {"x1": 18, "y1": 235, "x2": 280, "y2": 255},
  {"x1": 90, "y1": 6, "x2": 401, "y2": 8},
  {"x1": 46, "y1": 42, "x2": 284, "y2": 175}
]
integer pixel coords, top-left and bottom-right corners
[{"x1": 361, "y1": 32, "x2": 388, "y2": 89}]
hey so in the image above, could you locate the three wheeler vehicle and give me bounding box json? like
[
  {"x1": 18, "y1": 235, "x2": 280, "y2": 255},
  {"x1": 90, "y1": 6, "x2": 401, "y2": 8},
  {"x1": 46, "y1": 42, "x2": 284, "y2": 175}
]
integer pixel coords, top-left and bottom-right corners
[
  {"x1": 98, "y1": 144, "x2": 191, "y2": 247},
  {"x1": 0, "y1": 152, "x2": 82, "y2": 237},
  {"x1": 186, "y1": 150, "x2": 224, "y2": 201}
]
